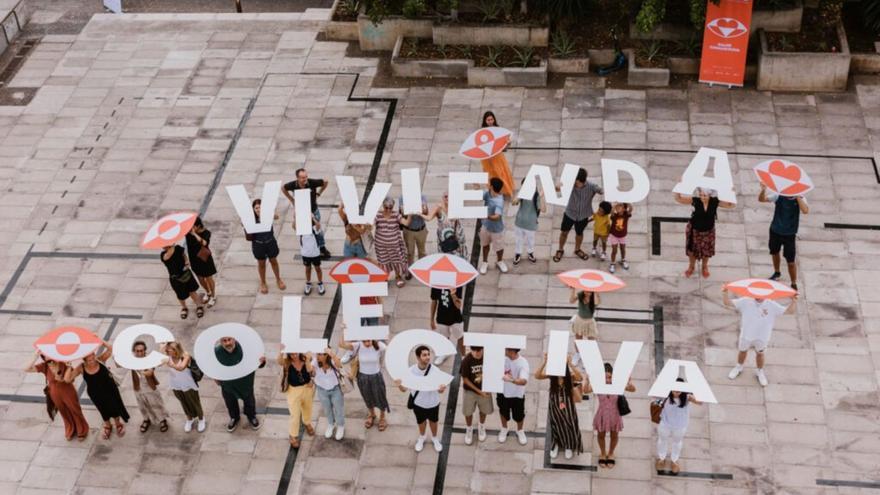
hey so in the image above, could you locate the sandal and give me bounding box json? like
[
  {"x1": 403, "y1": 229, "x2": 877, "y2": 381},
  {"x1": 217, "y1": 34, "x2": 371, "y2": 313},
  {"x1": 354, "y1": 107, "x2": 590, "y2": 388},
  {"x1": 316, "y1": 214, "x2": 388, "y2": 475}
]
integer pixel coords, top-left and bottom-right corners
[
  {"x1": 290, "y1": 436, "x2": 300, "y2": 448},
  {"x1": 259, "y1": 283, "x2": 269, "y2": 294},
  {"x1": 115, "y1": 422, "x2": 126, "y2": 437},
  {"x1": 606, "y1": 457, "x2": 616, "y2": 469},
  {"x1": 102, "y1": 424, "x2": 112, "y2": 440},
  {"x1": 597, "y1": 457, "x2": 608, "y2": 468},
  {"x1": 574, "y1": 249, "x2": 588, "y2": 260},
  {"x1": 304, "y1": 424, "x2": 315, "y2": 436},
  {"x1": 139, "y1": 420, "x2": 151, "y2": 433},
  {"x1": 196, "y1": 306, "x2": 205, "y2": 318},
  {"x1": 702, "y1": 267, "x2": 710, "y2": 278},
  {"x1": 684, "y1": 268, "x2": 694, "y2": 278},
  {"x1": 553, "y1": 250, "x2": 564, "y2": 263},
  {"x1": 277, "y1": 279, "x2": 287, "y2": 291},
  {"x1": 377, "y1": 417, "x2": 387, "y2": 431},
  {"x1": 396, "y1": 280, "x2": 405, "y2": 288},
  {"x1": 179, "y1": 307, "x2": 188, "y2": 319},
  {"x1": 364, "y1": 415, "x2": 375, "y2": 429},
  {"x1": 207, "y1": 295, "x2": 216, "y2": 308},
  {"x1": 159, "y1": 419, "x2": 169, "y2": 432}
]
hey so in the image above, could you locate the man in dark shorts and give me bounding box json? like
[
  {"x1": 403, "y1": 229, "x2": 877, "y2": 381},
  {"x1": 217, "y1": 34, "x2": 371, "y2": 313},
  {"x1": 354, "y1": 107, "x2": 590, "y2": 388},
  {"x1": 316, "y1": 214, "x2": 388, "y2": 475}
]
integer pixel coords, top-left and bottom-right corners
[
  {"x1": 460, "y1": 346, "x2": 493, "y2": 445},
  {"x1": 497, "y1": 348, "x2": 529, "y2": 445},
  {"x1": 395, "y1": 346, "x2": 447, "y2": 453},
  {"x1": 759, "y1": 183, "x2": 809, "y2": 291},
  {"x1": 554, "y1": 168, "x2": 603, "y2": 262},
  {"x1": 283, "y1": 168, "x2": 330, "y2": 259}
]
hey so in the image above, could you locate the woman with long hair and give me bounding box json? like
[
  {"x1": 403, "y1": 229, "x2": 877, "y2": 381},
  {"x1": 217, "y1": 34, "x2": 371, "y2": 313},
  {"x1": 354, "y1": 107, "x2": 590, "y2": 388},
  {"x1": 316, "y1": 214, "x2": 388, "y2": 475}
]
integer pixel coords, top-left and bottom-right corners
[
  {"x1": 584, "y1": 362, "x2": 636, "y2": 469},
  {"x1": 656, "y1": 378, "x2": 702, "y2": 474},
  {"x1": 73, "y1": 341, "x2": 130, "y2": 440},
  {"x1": 536, "y1": 353, "x2": 583, "y2": 459},
  {"x1": 511, "y1": 177, "x2": 546, "y2": 264},
  {"x1": 569, "y1": 288, "x2": 600, "y2": 340},
  {"x1": 479, "y1": 111, "x2": 515, "y2": 198},
  {"x1": 24, "y1": 350, "x2": 89, "y2": 441},
  {"x1": 279, "y1": 351, "x2": 316, "y2": 448},
  {"x1": 674, "y1": 187, "x2": 735, "y2": 278},
  {"x1": 313, "y1": 349, "x2": 346, "y2": 440},
  {"x1": 161, "y1": 242, "x2": 204, "y2": 319},
  {"x1": 339, "y1": 339, "x2": 390, "y2": 431},
  {"x1": 248, "y1": 198, "x2": 286, "y2": 294},
  {"x1": 186, "y1": 216, "x2": 218, "y2": 307},
  {"x1": 162, "y1": 341, "x2": 206, "y2": 432}
]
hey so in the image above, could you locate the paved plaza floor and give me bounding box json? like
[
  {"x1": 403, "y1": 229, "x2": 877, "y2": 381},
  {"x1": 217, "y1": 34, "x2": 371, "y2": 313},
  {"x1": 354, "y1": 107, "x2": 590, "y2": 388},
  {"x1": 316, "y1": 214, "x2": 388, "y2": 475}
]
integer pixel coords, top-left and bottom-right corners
[{"x1": 1, "y1": 7, "x2": 880, "y2": 495}]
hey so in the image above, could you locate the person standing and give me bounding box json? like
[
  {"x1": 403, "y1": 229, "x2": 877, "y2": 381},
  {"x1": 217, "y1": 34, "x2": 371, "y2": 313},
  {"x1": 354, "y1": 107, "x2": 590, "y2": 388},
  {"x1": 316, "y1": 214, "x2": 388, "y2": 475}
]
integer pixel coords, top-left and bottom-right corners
[
  {"x1": 339, "y1": 204, "x2": 369, "y2": 259},
  {"x1": 674, "y1": 187, "x2": 735, "y2": 278},
  {"x1": 554, "y1": 168, "x2": 603, "y2": 262},
  {"x1": 723, "y1": 287, "x2": 796, "y2": 386},
  {"x1": 479, "y1": 178, "x2": 508, "y2": 274},
  {"x1": 608, "y1": 202, "x2": 632, "y2": 273},
  {"x1": 279, "y1": 352, "x2": 315, "y2": 448},
  {"x1": 298, "y1": 216, "x2": 325, "y2": 296},
  {"x1": 478, "y1": 111, "x2": 515, "y2": 198},
  {"x1": 161, "y1": 243, "x2": 205, "y2": 319},
  {"x1": 656, "y1": 378, "x2": 702, "y2": 475},
  {"x1": 591, "y1": 201, "x2": 612, "y2": 260},
  {"x1": 215, "y1": 337, "x2": 266, "y2": 432},
  {"x1": 536, "y1": 354, "x2": 584, "y2": 460},
  {"x1": 74, "y1": 341, "x2": 130, "y2": 440},
  {"x1": 313, "y1": 349, "x2": 346, "y2": 440},
  {"x1": 283, "y1": 167, "x2": 330, "y2": 259},
  {"x1": 247, "y1": 199, "x2": 286, "y2": 294},
  {"x1": 400, "y1": 194, "x2": 429, "y2": 279},
  {"x1": 186, "y1": 216, "x2": 218, "y2": 308},
  {"x1": 584, "y1": 362, "x2": 636, "y2": 469},
  {"x1": 374, "y1": 197, "x2": 409, "y2": 287},
  {"x1": 568, "y1": 287, "x2": 600, "y2": 340},
  {"x1": 497, "y1": 348, "x2": 529, "y2": 445},
  {"x1": 162, "y1": 341, "x2": 206, "y2": 432},
  {"x1": 511, "y1": 178, "x2": 546, "y2": 264},
  {"x1": 430, "y1": 284, "x2": 464, "y2": 364},
  {"x1": 395, "y1": 346, "x2": 446, "y2": 453},
  {"x1": 460, "y1": 346, "x2": 493, "y2": 445},
  {"x1": 429, "y1": 192, "x2": 468, "y2": 259},
  {"x1": 131, "y1": 341, "x2": 170, "y2": 433},
  {"x1": 339, "y1": 340, "x2": 390, "y2": 431},
  {"x1": 759, "y1": 183, "x2": 809, "y2": 291},
  {"x1": 25, "y1": 351, "x2": 89, "y2": 441}
]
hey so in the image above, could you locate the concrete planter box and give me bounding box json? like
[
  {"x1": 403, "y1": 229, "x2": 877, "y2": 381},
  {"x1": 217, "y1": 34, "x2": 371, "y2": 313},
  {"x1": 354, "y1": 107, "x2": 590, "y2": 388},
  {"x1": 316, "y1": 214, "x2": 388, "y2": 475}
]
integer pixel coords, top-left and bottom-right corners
[
  {"x1": 390, "y1": 36, "x2": 472, "y2": 78},
  {"x1": 323, "y1": 0, "x2": 359, "y2": 41},
  {"x1": 0, "y1": 0, "x2": 32, "y2": 55},
  {"x1": 630, "y1": 22, "x2": 693, "y2": 41},
  {"x1": 433, "y1": 22, "x2": 549, "y2": 47},
  {"x1": 357, "y1": 13, "x2": 433, "y2": 51},
  {"x1": 588, "y1": 48, "x2": 617, "y2": 66},
  {"x1": 467, "y1": 59, "x2": 548, "y2": 87},
  {"x1": 851, "y1": 53, "x2": 880, "y2": 74},
  {"x1": 751, "y1": 1, "x2": 803, "y2": 34},
  {"x1": 625, "y1": 49, "x2": 670, "y2": 87},
  {"x1": 548, "y1": 56, "x2": 590, "y2": 74},
  {"x1": 667, "y1": 56, "x2": 699, "y2": 75},
  {"x1": 757, "y1": 23, "x2": 851, "y2": 91}
]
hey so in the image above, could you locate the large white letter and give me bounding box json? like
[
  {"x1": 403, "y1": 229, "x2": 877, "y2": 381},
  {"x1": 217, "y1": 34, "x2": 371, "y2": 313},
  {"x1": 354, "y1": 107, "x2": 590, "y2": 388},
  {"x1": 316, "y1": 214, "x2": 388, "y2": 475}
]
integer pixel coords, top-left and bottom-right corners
[
  {"x1": 226, "y1": 181, "x2": 282, "y2": 234},
  {"x1": 385, "y1": 329, "x2": 456, "y2": 391},
  {"x1": 672, "y1": 147, "x2": 737, "y2": 204},
  {"x1": 112, "y1": 324, "x2": 175, "y2": 370},
  {"x1": 280, "y1": 296, "x2": 328, "y2": 353},
  {"x1": 517, "y1": 163, "x2": 579, "y2": 207},
  {"x1": 463, "y1": 332, "x2": 527, "y2": 393},
  {"x1": 601, "y1": 159, "x2": 650, "y2": 203},
  {"x1": 574, "y1": 340, "x2": 643, "y2": 394},
  {"x1": 293, "y1": 189, "x2": 313, "y2": 236},
  {"x1": 400, "y1": 168, "x2": 424, "y2": 215},
  {"x1": 448, "y1": 172, "x2": 489, "y2": 219},
  {"x1": 192, "y1": 323, "x2": 266, "y2": 381},
  {"x1": 341, "y1": 282, "x2": 389, "y2": 341},
  {"x1": 648, "y1": 359, "x2": 718, "y2": 403},
  {"x1": 545, "y1": 330, "x2": 570, "y2": 376},
  {"x1": 336, "y1": 175, "x2": 391, "y2": 224}
]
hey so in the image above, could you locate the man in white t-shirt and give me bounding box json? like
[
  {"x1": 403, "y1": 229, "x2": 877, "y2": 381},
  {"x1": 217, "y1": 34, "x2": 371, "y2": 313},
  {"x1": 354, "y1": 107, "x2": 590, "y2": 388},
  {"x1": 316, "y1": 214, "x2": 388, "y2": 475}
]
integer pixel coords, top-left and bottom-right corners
[
  {"x1": 395, "y1": 345, "x2": 447, "y2": 453},
  {"x1": 723, "y1": 287, "x2": 796, "y2": 386},
  {"x1": 497, "y1": 348, "x2": 530, "y2": 445}
]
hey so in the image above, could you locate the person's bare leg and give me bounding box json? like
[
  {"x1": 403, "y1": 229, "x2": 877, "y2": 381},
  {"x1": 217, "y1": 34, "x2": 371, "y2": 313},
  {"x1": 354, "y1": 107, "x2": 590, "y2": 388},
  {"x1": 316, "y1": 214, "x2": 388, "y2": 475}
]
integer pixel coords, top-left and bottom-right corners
[
  {"x1": 500, "y1": 415, "x2": 509, "y2": 429},
  {"x1": 269, "y1": 257, "x2": 285, "y2": 290},
  {"x1": 316, "y1": 267, "x2": 323, "y2": 283},
  {"x1": 429, "y1": 420, "x2": 438, "y2": 437},
  {"x1": 417, "y1": 421, "x2": 427, "y2": 436},
  {"x1": 574, "y1": 234, "x2": 583, "y2": 252},
  {"x1": 787, "y1": 262, "x2": 797, "y2": 286},
  {"x1": 188, "y1": 292, "x2": 203, "y2": 306},
  {"x1": 701, "y1": 257, "x2": 710, "y2": 277},
  {"x1": 597, "y1": 431, "x2": 607, "y2": 458},
  {"x1": 305, "y1": 265, "x2": 312, "y2": 284},
  {"x1": 482, "y1": 245, "x2": 490, "y2": 263},
  {"x1": 257, "y1": 259, "x2": 268, "y2": 293},
  {"x1": 685, "y1": 255, "x2": 696, "y2": 276},
  {"x1": 756, "y1": 351, "x2": 765, "y2": 369},
  {"x1": 620, "y1": 244, "x2": 627, "y2": 261},
  {"x1": 772, "y1": 252, "x2": 782, "y2": 274},
  {"x1": 558, "y1": 231, "x2": 569, "y2": 251},
  {"x1": 611, "y1": 244, "x2": 618, "y2": 263},
  {"x1": 464, "y1": 414, "x2": 473, "y2": 427},
  {"x1": 178, "y1": 299, "x2": 187, "y2": 310},
  {"x1": 495, "y1": 249, "x2": 504, "y2": 262},
  {"x1": 737, "y1": 350, "x2": 748, "y2": 365},
  {"x1": 609, "y1": 431, "x2": 619, "y2": 457}
]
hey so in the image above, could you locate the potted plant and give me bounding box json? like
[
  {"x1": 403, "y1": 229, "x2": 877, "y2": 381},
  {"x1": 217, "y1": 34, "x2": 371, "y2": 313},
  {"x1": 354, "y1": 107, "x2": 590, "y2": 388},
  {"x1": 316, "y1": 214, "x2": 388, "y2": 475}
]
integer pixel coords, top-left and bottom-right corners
[
  {"x1": 357, "y1": 0, "x2": 434, "y2": 51},
  {"x1": 548, "y1": 30, "x2": 590, "y2": 73},
  {"x1": 391, "y1": 36, "x2": 474, "y2": 77},
  {"x1": 626, "y1": 40, "x2": 670, "y2": 86},
  {"x1": 324, "y1": 0, "x2": 361, "y2": 41},
  {"x1": 467, "y1": 44, "x2": 548, "y2": 86},
  {"x1": 433, "y1": 0, "x2": 550, "y2": 47}
]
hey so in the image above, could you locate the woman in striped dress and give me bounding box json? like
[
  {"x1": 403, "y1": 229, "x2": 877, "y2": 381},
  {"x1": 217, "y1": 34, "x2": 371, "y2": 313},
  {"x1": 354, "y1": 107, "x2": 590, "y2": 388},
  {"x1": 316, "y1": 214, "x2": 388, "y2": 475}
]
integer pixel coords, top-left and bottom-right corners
[
  {"x1": 536, "y1": 353, "x2": 583, "y2": 459},
  {"x1": 374, "y1": 197, "x2": 409, "y2": 287}
]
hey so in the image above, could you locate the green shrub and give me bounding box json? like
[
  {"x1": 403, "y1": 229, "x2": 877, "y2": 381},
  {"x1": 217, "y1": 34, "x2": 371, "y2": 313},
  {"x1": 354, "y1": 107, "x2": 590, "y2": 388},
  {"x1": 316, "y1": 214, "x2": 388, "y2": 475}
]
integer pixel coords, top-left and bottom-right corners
[
  {"x1": 635, "y1": 0, "x2": 667, "y2": 34},
  {"x1": 402, "y1": 0, "x2": 426, "y2": 18},
  {"x1": 512, "y1": 46, "x2": 535, "y2": 67},
  {"x1": 486, "y1": 46, "x2": 503, "y2": 67},
  {"x1": 550, "y1": 30, "x2": 577, "y2": 58},
  {"x1": 865, "y1": 0, "x2": 880, "y2": 35}
]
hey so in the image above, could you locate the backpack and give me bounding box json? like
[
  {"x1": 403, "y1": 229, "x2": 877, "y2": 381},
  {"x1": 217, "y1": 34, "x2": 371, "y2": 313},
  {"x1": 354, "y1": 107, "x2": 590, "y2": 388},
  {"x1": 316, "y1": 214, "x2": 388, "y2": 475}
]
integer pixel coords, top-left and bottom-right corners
[{"x1": 439, "y1": 227, "x2": 460, "y2": 254}]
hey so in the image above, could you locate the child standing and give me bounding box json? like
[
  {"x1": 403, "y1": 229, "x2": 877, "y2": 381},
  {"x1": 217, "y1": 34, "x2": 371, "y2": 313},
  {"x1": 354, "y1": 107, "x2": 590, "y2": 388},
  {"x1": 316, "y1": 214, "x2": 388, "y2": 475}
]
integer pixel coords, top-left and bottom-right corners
[
  {"x1": 609, "y1": 203, "x2": 632, "y2": 273},
  {"x1": 300, "y1": 217, "x2": 325, "y2": 295},
  {"x1": 591, "y1": 201, "x2": 612, "y2": 261},
  {"x1": 511, "y1": 179, "x2": 547, "y2": 265}
]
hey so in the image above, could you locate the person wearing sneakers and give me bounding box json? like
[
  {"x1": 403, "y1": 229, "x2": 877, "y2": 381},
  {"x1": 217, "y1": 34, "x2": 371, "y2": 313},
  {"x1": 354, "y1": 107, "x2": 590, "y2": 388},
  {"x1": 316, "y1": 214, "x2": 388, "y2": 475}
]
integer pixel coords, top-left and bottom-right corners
[
  {"x1": 759, "y1": 183, "x2": 809, "y2": 291},
  {"x1": 608, "y1": 202, "x2": 632, "y2": 273},
  {"x1": 282, "y1": 167, "x2": 331, "y2": 259},
  {"x1": 460, "y1": 346, "x2": 493, "y2": 445},
  {"x1": 430, "y1": 285, "x2": 464, "y2": 364},
  {"x1": 655, "y1": 378, "x2": 702, "y2": 475},
  {"x1": 395, "y1": 346, "x2": 447, "y2": 453},
  {"x1": 162, "y1": 342, "x2": 206, "y2": 433},
  {"x1": 480, "y1": 177, "x2": 508, "y2": 274},
  {"x1": 553, "y1": 167, "x2": 603, "y2": 263},
  {"x1": 215, "y1": 337, "x2": 266, "y2": 432},
  {"x1": 298, "y1": 215, "x2": 325, "y2": 296},
  {"x1": 511, "y1": 177, "x2": 546, "y2": 265},
  {"x1": 591, "y1": 201, "x2": 612, "y2": 260},
  {"x1": 312, "y1": 349, "x2": 346, "y2": 441},
  {"x1": 497, "y1": 348, "x2": 529, "y2": 445},
  {"x1": 723, "y1": 287, "x2": 796, "y2": 386}
]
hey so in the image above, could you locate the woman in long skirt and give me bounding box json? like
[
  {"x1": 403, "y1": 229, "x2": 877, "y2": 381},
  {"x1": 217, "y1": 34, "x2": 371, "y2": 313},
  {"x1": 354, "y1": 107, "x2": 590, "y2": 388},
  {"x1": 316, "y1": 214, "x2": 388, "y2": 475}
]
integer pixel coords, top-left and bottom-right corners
[
  {"x1": 72, "y1": 340, "x2": 130, "y2": 440},
  {"x1": 339, "y1": 340, "x2": 389, "y2": 432},
  {"x1": 373, "y1": 197, "x2": 409, "y2": 287},
  {"x1": 25, "y1": 350, "x2": 89, "y2": 441},
  {"x1": 479, "y1": 111, "x2": 515, "y2": 198},
  {"x1": 536, "y1": 354, "x2": 583, "y2": 459}
]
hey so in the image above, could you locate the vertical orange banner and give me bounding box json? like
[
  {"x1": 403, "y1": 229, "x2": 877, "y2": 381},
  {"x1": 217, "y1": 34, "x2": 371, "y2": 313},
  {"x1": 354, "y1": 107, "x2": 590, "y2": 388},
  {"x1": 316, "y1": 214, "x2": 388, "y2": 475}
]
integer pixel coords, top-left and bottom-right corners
[{"x1": 699, "y1": 0, "x2": 753, "y2": 87}]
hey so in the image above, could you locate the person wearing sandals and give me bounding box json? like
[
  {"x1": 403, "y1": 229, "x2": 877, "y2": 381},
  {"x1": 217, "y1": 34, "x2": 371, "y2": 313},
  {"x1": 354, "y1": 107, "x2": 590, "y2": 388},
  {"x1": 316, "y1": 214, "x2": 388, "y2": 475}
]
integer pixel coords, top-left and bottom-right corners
[
  {"x1": 536, "y1": 353, "x2": 584, "y2": 460},
  {"x1": 71, "y1": 340, "x2": 130, "y2": 440},
  {"x1": 569, "y1": 287, "x2": 600, "y2": 340},
  {"x1": 584, "y1": 362, "x2": 635, "y2": 469},
  {"x1": 479, "y1": 111, "x2": 515, "y2": 198},
  {"x1": 131, "y1": 341, "x2": 170, "y2": 434},
  {"x1": 674, "y1": 187, "x2": 735, "y2": 278},
  {"x1": 429, "y1": 192, "x2": 468, "y2": 260},
  {"x1": 374, "y1": 197, "x2": 409, "y2": 288},
  {"x1": 24, "y1": 350, "x2": 89, "y2": 441},
  {"x1": 394, "y1": 345, "x2": 446, "y2": 453},
  {"x1": 248, "y1": 198, "x2": 287, "y2": 294},
  {"x1": 339, "y1": 339, "x2": 390, "y2": 431},
  {"x1": 554, "y1": 168, "x2": 603, "y2": 263},
  {"x1": 313, "y1": 349, "x2": 346, "y2": 441},
  {"x1": 186, "y1": 216, "x2": 217, "y2": 308},
  {"x1": 216, "y1": 337, "x2": 266, "y2": 432},
  {"x1": 656, "y1": 378, "x2": 702, "y2": 475},
  {"x1": 511, "y1": 178, "x2": 546, "y2": 265},
  {"x1": 279, "y1": 352, "x2": 316, "y2": 448},
  {"x1": 162, "y1": 341, "x2": 206, "y2": 433},
  {"x1": 161, "y1": 243, "x2": 205, "y2": 320}
]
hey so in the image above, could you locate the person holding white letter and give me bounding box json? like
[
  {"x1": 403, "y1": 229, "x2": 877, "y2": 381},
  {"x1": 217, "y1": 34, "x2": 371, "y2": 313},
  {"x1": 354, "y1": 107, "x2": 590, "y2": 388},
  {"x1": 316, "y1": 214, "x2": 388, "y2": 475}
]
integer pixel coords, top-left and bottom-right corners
[
  {"x1": 395, "y1": 345, "x2": 447, "y2": 453},
  {"x1": 497, "y1": 348, "x2": 529, "y2": 445},
  {"x1": 673, "y1": 187, "x2": 735, "y2": 279}
]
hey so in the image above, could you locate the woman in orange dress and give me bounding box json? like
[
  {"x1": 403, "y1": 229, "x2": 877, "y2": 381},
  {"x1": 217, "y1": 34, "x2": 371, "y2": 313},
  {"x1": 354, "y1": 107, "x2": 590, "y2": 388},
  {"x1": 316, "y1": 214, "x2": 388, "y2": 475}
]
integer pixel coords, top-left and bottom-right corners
[
  {"x1": 479, "y1": 111, "x2": 515, "y2": 198},
  {"x1": 25, "y1": 350, "x2": 89, "y2": 441}
]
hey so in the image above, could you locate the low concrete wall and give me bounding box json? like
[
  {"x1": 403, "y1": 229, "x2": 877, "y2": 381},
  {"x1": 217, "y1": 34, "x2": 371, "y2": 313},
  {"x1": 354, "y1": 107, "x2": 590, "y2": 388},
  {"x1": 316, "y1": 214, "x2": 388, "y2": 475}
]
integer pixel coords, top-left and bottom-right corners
[
  {"x1": 433, "y1": 23, "x2": 548, "y2": 47},
  {"x1": 0, "y1": 0, "x2": 31, "y2": 55},
  {"x1": 751, "y1": 1, "x2": 803, "y2": 34},
  {"x1": 667, "y1": 56, "x2": 699, "y2": 75},
  {"x1": 323, "y1": 0, "x2": 358, "y2": 41},
  {"x1": 757, "y1": 23, "x2": 851, "y2": 91},
  {"x1": 467, "y1": 60, "x2": 547, "y2": 87},
  {"x1": 625, "y1": 49, "x2": 669, "y2": 87},
  {"x1": 852, "y1": 53, "x2": 880, "y2": 74},
  {"x1": 357, "y1": 14, "x2": 433, "y2": 51},
  {"x1": 630, "y1": 22, "x2": 693, "y2": 41},
  {"x1": 390, "y1": 36, "x2": 472, "y2": 78},
  {"x1": 548, "y1": 57, "x2": 590, "y2": 74},
  {"x1": 588, "y1": 48, "x2": 617, "y2": 66}
]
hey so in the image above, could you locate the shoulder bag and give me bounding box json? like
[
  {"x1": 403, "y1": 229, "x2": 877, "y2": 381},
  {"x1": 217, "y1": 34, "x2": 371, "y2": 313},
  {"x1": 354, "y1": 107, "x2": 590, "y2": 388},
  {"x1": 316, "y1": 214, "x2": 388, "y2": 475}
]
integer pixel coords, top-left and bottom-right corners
[
  {"x1": 650, "y1": 397, "x2": 667, "y2": 424},
  {"x1": 617, "y1": 394, "x2": 631, "y2": 416},
  {"x1": 188, "y1": 356, "x2": 204, "y2": 382}
]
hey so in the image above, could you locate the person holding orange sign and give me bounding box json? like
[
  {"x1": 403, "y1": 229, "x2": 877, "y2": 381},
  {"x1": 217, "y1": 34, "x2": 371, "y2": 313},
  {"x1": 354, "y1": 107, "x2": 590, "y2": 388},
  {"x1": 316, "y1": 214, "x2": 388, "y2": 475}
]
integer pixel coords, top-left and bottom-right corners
[
  {"x1": 759, "y1": 183, "x2": 809, "y2": 291},
  {"x1": 25, "y1": 351, "x2": 89, "y2": 441},
  {"x1": 479, "y1": 111, "x2": 515, "y2": 198}
]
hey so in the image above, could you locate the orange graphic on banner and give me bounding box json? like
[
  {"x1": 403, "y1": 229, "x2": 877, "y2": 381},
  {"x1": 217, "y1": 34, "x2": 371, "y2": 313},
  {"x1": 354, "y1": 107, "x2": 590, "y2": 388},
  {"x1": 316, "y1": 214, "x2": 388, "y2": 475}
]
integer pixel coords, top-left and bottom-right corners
[{"x1": 699, "y1": 0, "x2": 753, "y2": 87}]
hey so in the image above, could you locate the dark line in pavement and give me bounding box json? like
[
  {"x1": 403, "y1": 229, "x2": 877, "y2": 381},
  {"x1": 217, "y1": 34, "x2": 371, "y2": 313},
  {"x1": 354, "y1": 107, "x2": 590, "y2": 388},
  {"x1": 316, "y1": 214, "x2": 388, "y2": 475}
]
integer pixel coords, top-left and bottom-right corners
[
  {"x1": 658, "y1": 471, "x2": 734, "y2": 480},
  {"x1": 0, "y1": 309, "x2": 52, "y2": 316},
  {"x1": 87, "y1": 313, "x2": 143, "y2": 320},
  {"x1": 468, "y1": 312, "x2": 654, "y2": 324},
  {"x1": 30, "y1": 251, "x2": 154, "y2": 260},
  {"x1": 471, "y1": 303, "x2": 652, "y2": 313},
  {"x1": 817, "y1": 479, "x2": 880, "y2": 489},
  {"x1": 653, "y1": 306, "x2": 664, "y2": 376},
  {"x1": 0, "y1": 244, "x2": 33, "y2": 309},
  {"x1": 450, "y1": 425, "x2": 546, "y2": 439},
  {"x1": 824, "y1": 222, "x2": 880, "y2": 231},
  {"x1": 651, "y1": 217, "x2": 690, "y2": 256}
]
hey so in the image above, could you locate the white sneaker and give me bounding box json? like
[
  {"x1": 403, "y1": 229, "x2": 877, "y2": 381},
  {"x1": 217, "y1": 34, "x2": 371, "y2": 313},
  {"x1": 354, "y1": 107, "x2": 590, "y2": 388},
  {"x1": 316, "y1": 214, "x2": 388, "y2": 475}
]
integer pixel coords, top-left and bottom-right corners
[
  {"x1": 728, "y1": 365, "x2": 743, "y2": 380},
  {"x1": 184, "y1": 419, "x2": 193, "y2": 433},
  {"x1": 415, "y1": 436, "x2": 426, "y2": 452},
  {"x1": 324, "y1": 425, "x2": 334, "y2": 439},
  {"x1": 621, "y1": 260, "x2": 629, "y2": 270},
  {"x1": 433, "y1": 355, "x2": 447, "y2": 366},
  {"x1": 477, "y1": 423, "x2": 487, "y2": 442},
  {"x1": 756, "y1": 369, "x2": 769, "y2": 387},
  {"x1": 464, "y1": 427, "x2": 474, "y2": 445},
  {"x1": 516, "y1": 430, "x2": 527, "y2": 445},
  {"x1": 479, "y1": 262, "x2": 488, "y2": 275},
  {"x1": 197, "y1": 418, "x2": 206, "y2": 432},
  {"x1": 609, "y1": 263, "x2": 616, "y2": 273},
  {"x1": 496, "y1": 261, "x2": 509, "y2": 273},
  {"x1": 591, "y1": 248, "x2": 598, "y2": 257},
  {"x1": 600, "y1": 251, "x2": 607, "y2": 261},
  {"x1": 304, "y1": 283, "x2": 313, "y2": 295},
  {"x1": 334, "y1": 426, "x2": 344, "y2": 440},
  {"x1": 550, "y1": 445, "x2": 559, "y2": 459},
  {"x1": 564, "y1": 449, "x2": 573, "y2": 459},
  {"x1": 432, "y1": 438, "x2": 443, "y2": 452},
  {"x1": 498, "y1": 427, "x2": 508, "y2": 443}
]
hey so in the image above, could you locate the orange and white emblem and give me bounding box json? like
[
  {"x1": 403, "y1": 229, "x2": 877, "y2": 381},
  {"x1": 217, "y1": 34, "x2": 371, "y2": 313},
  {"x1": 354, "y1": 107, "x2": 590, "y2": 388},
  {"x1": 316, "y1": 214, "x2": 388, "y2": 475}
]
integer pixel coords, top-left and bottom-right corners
[
  {"x1": 725, "y1": 278, "x2": 796, "y2": 300},
  {"x1": 557, "y1": 269, "x2": 626, "y2": 293},
  {"x1": 329, "y1": 258, "x2": 389, "y2": 284},
  {"x1": 141, "y1": 212, "x2": 198, "y2": 249},
  {"x1": 754, "y1": 159, "x2": 814, "y2": 197},
  {"x1": 409, "y1": 253, "x2": 478, "y2": 289},
  {"x1": 459, "y1": 127, "x2": 512, "y2": 160},
  {"x1": 33, "y1": 326, "x2": 102, "y2": 362}
]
